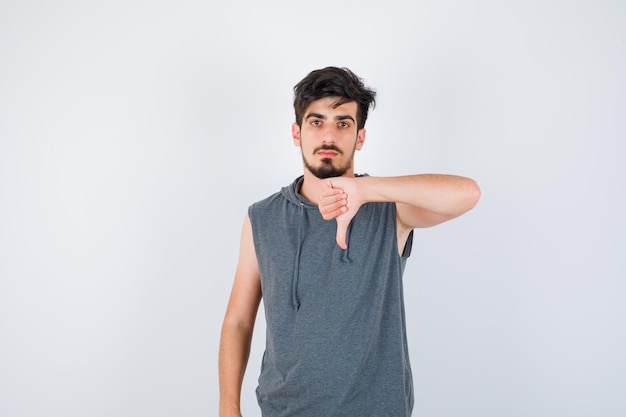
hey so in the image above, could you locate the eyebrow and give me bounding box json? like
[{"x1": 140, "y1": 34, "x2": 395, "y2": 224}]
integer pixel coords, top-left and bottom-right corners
[{"x1": 305, "y1": 113, "x2": 356, "y2": 123}]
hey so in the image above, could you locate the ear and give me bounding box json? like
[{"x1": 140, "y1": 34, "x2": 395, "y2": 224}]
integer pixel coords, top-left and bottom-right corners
[
  {"x1": 292, "y1": 123, "x2": 301, "y2": 147},
  {"x1": 355, "y1": 128, "x2": 366, "y2": 150}
]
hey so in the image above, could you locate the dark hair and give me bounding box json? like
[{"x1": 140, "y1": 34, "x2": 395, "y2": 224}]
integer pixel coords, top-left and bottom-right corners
[{"x1": 293, "y1": 67, "x2": 376, "y2": 130}]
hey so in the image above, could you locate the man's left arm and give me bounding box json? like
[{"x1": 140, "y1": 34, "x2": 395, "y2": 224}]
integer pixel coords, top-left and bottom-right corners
[{"x1": 319, "y1": 174, "x2": 481, "y2": 248}]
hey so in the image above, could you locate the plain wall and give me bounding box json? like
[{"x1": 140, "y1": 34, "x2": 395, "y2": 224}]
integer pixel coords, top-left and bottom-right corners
[{"x1": 1, "y1": 0, "x2": 624, "y2": 416}]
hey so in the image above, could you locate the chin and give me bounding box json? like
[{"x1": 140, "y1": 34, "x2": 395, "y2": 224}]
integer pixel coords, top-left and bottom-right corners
[{"x1": 307, "y1": 163, "x2": 349, "y2": 179}]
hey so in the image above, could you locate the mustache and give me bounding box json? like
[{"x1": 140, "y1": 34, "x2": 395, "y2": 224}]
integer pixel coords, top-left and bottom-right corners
[{"x1": 313, "y1": 144, "x2": 343, "y2": 155}]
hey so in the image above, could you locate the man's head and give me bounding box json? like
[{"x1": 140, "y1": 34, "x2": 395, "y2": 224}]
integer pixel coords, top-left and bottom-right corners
[
  {"x1": 293, "y1": 67, "x2": 376, "y2": 130},
  {"x1": 292, "y1": 67, "x2": 377, "y2": 180}
]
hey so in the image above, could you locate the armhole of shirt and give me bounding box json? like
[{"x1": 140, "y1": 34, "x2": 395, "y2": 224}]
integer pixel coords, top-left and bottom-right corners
[
  {"x1": 401, "y1": 229, "x2": 414, "y2": 258},
  {"x1": 392, "y1": 202, "x2": 413, "y2": 259}
]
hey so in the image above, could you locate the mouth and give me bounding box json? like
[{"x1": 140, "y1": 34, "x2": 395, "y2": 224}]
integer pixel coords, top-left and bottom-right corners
[
  {"x1": 317, "y1": 150, "x2": 338, "y2": 158},
  {"x1": 314, "y1": 145, "x2": 342, "y2": 158}
]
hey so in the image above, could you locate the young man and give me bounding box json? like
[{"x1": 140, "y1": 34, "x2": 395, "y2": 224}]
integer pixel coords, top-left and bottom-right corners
[{"x1": 219, "y1": 67, "x2": 480, "y2": 417}]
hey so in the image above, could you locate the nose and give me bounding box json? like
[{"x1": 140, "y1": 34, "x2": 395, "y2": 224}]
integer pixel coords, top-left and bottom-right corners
[{"x1": 321, "y1": 126, "x2": 336, "y2": 143}]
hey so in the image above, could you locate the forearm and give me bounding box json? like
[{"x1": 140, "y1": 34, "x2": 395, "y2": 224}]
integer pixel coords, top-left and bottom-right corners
[
  {"x1": 219, "y1": 321, "x2": 254, "y2": 416},
  {"x1": 357, "y1": 174, "x2": 480, "y2": 217}
]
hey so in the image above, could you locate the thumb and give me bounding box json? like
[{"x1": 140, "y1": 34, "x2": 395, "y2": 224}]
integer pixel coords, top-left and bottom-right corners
[{"x1": 335, "y1": 218, "x2": 348, "y2": 249}]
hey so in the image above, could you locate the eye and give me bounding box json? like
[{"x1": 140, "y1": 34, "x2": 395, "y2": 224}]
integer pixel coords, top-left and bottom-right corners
[
  {"x1": 311, "y1": 120, "x2": 322, "y2": 126},
  {"x1": 338, "y1": 121, "x2": 350, "y2": 128}
]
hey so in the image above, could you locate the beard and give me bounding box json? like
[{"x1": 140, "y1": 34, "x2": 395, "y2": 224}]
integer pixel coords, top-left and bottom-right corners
[
  {"x1": 304, "y1": 157, "x2": 352, "y2": 179},
  {"x1": 302, "y1": 144, "x2": 353, "y2": 179}
]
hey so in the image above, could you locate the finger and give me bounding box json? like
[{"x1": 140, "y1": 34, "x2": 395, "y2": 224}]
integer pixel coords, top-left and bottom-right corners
[
  {"x1": 320, "y1": 193, "x2": 346, "y2": 206},
  {"x1": 321, "y1": 205, "x2": 347, "y2": 220},
  {"x1": 319, "y1": 195, "x2": 347, "y2": 216},
  {"x1": 320, "y1": 188, "x2": 345, "y2": 199},
  {"x1": 335, "y1": 220, "x2": 348, "y2": 249},
  {"x1": 320, "y1": 194, "x2": 347, "y2": 209}
]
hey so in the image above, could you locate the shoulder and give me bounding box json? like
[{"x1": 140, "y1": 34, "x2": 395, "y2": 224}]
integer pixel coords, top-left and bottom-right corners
[
  {"x1": 250, "y1": 177, "x2": 302, "y2": 212},
  {"x1": 250, "y1": 190, "x2": 283, "y2": 211}
]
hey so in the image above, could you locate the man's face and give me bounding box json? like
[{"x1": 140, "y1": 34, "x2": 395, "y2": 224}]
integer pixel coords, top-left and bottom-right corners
[{"x1": 292, "y1": 97, "x2": 366, "y2": 179}]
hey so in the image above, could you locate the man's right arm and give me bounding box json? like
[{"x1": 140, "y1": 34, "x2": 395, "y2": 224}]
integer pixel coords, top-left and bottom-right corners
[{"x1": 219, "y1": 214, "x2": 262, "y2": 417}]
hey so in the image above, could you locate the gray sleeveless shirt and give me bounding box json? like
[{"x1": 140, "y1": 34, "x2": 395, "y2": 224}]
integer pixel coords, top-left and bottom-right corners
[{"x1": 249, "y1": 176, "x2": 414, "y2": 417}]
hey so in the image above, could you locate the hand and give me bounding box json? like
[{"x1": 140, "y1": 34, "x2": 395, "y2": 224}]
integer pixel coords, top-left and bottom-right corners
[{"x1": 318, "y1": 177, "x2": 363, "y2": 249}]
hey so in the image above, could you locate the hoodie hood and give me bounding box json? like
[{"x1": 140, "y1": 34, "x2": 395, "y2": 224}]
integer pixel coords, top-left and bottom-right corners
[{"x1": 279, "y1": 175, "x2": 315, "y2": 208}]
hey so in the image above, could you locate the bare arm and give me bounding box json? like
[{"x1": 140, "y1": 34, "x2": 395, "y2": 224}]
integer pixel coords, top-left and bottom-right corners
[
  {"x1": 363, "y1": 174, "x2": 481, "y2": 227},
  {"x1": 219, "y1": 214, "x2": 262, "y2": 417},
  {"x1": 319, "y1": 174, "x2": 481, "y2": 248}
]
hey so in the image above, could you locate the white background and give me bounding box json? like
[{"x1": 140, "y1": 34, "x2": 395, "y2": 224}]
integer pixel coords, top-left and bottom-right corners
[{"x1": 1, "y1": 1, "x2": 624, "y2": 416}]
